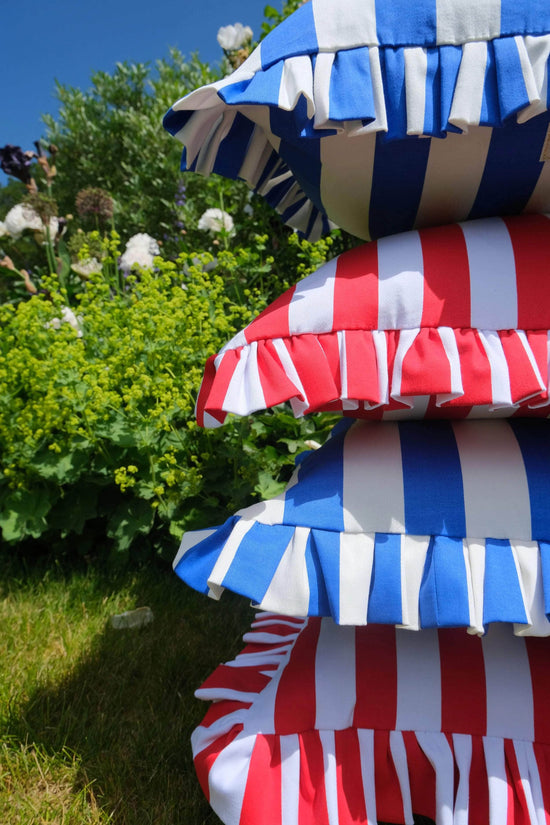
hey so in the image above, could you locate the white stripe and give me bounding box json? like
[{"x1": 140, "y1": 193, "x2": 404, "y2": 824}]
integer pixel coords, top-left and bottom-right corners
[
  {"x1": 258, "y1": 526, "x2": 311, "y2": 617},
  {"x1": 271, "y1": 338, "x2": 309, "y2": 416},
  {"x1": 207, "y1": 519, "x2": 258, "y2": 599},
  {"x1": 452, "y1": 734, "x2": 472, "y2": 825},
  {"x1": 416, "y1": 732, "x2": 454, "y2": 825},
  {"x1": 391, "y1": 328, "x2": 420, "y2": 402},
  {"x1": 519, "y1": 36, "x2": 550, "y2": 123},
  {"x1": 516, "y1": 330, "x2": 547, "y2": 395},
  {"x1": 357, "y1": 730, "x2": 378, "y2": 825},
  {"x1": 462, "y1": 539, "x2": 484, "y2": 635},
  {"x1": 338, "y1": 532, "x2": 374, "y2": 625},
  {"x1": 208, "y1": 732, "x2": 255, "y2": 825},
  {"x1": 404, "y1": 48, "x2": 428, "y2": 135},
  {"x1": 528, "y1": 331, "x2": 550, "y2": 409},
  {"x1": 312, "y1": 0, "x2": 378, "y2": 49},
  {"x1": 437, "y1": 326, "x2": 464, "y2": 402},
  {"x1": 191, "y1": 709, "x2": 248, "y2": 756},
  {"x1": 320, "y1": 131, "x2": 377, "y2": 242},
  {"x1": 415, "y1": 127, "x2": 493, "y2": 227},
  {"x1": 313, "y1": 52, "x2": 334, "y2": 127},
  {"x1": 196, "y1": 110, "x2": 238, "y2": 176},
  {"x1": 513, "y1": 740, "x2": 545, "y2": 825},
  {"x1": 461, "y1": 218, "x2": 518, "y2": 329},
  {"x1": 222, "y1": 343, "x2": 267, "y2": 415},
  {"x1": 518, "y1": 741, "x2": 547, "y2": 825},
  {"x1": 377, "y1": 229, "x2": 424, "y2": 329},
  {"x1": 436, "y1": 0, "x2": 501, "y2": 44},
  {"x1": 288, "y1": 256, "x2": 336, "y2": 335},
  {"x1": 237, "y1": 126, "x2": 277, "y2": 190},
  {"x1": 449, "y1": 41, "x2": 488, "y2": 128},
  {"x1": 482, "y1": 624, "x2": 534, "y2": 741},
  {"x1": 279, "y1": 56, "x2": 314, "y2": 115},
  {"x1": 452, "y1": 420, "x2": 532, "y2": 541},
  {"x1": 281, "y1": 735, "x2": 300, "y2": 825},
  {"x1": 319, "y1": 730, "x2": 339, "y2": 825},
  {"x1": 389, "y1": 732, "x2": 414, "y2": 825},
  {"x1": 175, "y1": 110, "x2": 222, "y2": 167},
  {"x1": 514, "y1": 36, "x2": 543, "y2": 113},
  {"x1": 483, "y1": 737, "x2": 509, "y2": 825},
  {"x1": 371, "y1": 330, "x2": 389, "y2": 405},
  {"x1": 478, "y1": 330, "x2": 513, "y2": 407},
  {"x1": 399, "y1": 534, "x2": 430, "y2": 631},
  {"x1": 173, "y1": 528, "x2": 216, "y2": 568},
  {"x1": 514, "y1": 542, "x2": 550, "y2": 636},
  {"x1": 383, "y1": 395, "x2": 430, "y2": 420},
  {"x1": 338, "y1": 330, "x2": 348, "y2": 399},
  {"x1": 342, "y1": 421, "x2": 405, "y2": 533},
  {"x1": 396, "y1": 628, "x2": 441, "y2": 732},
  {"x1": 315, "y1": 620, "x2": 356, "y2": 729}
]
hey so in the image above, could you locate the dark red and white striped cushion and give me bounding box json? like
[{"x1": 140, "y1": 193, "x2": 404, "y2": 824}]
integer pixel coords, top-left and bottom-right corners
[
  {"x1": 192, "y1": 613, "x2": 550, "y2": 825},
  {"x1": 196, "y1": 214, "x2": 550, "y2": 426}
]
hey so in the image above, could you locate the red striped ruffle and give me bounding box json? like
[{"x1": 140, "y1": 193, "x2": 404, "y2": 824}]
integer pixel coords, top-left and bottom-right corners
[
  {"x1": 192, "y1": 615, "x2": 550, "y2": 825},
  {"x1": 196, "y1": 327, "x2": 549, "y2": 426}
]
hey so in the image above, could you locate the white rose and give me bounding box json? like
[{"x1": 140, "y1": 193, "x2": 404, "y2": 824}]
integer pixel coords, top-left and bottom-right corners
[
  {"x1": 217, "y1": 23, "x2": 253, "y2": 51},
  {"x1": 197, "y1": 208, "x2": 234, "y2": 234},
  {"x1": 45, "y1": 306, "x2": 83, "y2": 337},
  {"x1": 125, "y1": 233, "x2": 160, "y2": 255},
  {"x1": 119, "y1": 233, "x2": 160, "y2": 271},
  {"x1": 4, "y1": 204, "x2": 44, "y2": 239}
]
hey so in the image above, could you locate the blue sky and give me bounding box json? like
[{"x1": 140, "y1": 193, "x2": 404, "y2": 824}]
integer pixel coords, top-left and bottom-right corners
[{"x1": 1, "y1": 0, "x2": 278, "y2": 182}]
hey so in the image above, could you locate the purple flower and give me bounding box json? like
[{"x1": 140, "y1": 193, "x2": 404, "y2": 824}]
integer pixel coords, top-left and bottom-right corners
[
  {"x1": 0, "y1": 144, "x2": 35, "y2": 184},
  {"x1": 175, "y1": 180, "x2": 187, "y2": 207}
]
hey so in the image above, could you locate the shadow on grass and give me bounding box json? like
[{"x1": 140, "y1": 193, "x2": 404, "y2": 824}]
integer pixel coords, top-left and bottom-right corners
[{"x1": 4, "y1": 557, "x2": 254, "y2": 825}]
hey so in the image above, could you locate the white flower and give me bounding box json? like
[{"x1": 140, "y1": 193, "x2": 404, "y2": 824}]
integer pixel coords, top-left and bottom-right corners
[
  {"x1": 72, "y1": 257, "x2": 102, "y2": 277},
  {"x1": 46, "y1": 306, "x2": 83, "y2": 337},
  {"x1": 198, "y1": 208, "x2": 234, "y2": 234},
  {"x1": 217, "y1": 23, "x2": 253, "y2": 51},
  {"x1": 304, "y1": 439, "x2": 321, "y2": 451},
  {"x1": 0, "y1": 221, "x2": 7, "y2": 238},
  {"x1": 119, "y1": 233, "x2": 160, "y2": 272},
  {"x1": 3, "y1": 203, "x2": 58, "y2": 240}
]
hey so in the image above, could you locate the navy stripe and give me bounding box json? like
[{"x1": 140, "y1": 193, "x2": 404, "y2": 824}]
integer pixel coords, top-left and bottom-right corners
[
  {"x1": 311, "y1": 529, "x2": 341, "y2": 620},
  {"x1": 369, "y1": 134, "x2": 432, "y2": 238},
  {"x1": 261, "y1": 0, "x2": 318, "y2": 68},
  {"x1": 277, "y1": 136, "x2": 325, "y2": 215},
  {"x1": 367, "y1": 534, "x2": 403, "y2": 624},
  {"x1": 221, "y1": 522, "x2": 294, "y2": 601},
  {"x1": 399, "y1": 422, "x2": 466, "y2": 537},
  {"x1": 283, "y1": 425, "x2": 345, "y2": 531},
  {"x1": 419, "y1": 536, "x2": 470, "y2": 627},
  {"x1": 509, "y1": 420, "x2": 550, "y2": 541},
  {"x1": 212, "y1": 113, "x2": 255, "y2": 180},
  {"x1": 470, "y1": 112, "x2": 550, "y2": 219},
  {"x1": 174, "y1": 518, "x2": 236, "y2": 595},
  {"x1": 483, "y1": 539, "x2": 528, "y2": 624},
  {"x1": 162, "y1": 107, "x2": 193, "y2": 136}
]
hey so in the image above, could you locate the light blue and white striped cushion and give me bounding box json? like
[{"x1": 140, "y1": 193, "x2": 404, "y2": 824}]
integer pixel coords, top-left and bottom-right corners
[
  {"x1": 164, "y1": 0, "x2": 550, "y2": 240},
  {"x1": 174, "y1": 418, "x2": 550, "y2": 634}
]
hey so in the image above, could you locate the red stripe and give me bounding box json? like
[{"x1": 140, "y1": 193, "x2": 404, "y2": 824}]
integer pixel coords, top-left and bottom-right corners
[
  {"x1": 499, "y1": 331, "x2": 545, "y2": 403},
  {"x1": 334, "y1": 729, "x2": 368, "y2": 824},
  {"x1": 439, "y1": 629, "x2": 487, "y2": 736},
  {"x1": 193, "y1": 726, "x2": 243, "y2": 802},
  {"x1": 470, "y1": 736, "x2": 490, "y2": 825},
  {"x1": 373, "y1": 731, "x2": 405, "y2": 823},
  {"x1": 332, "y1": 243, "x2": 379, "y2": 332},
  {"x1": 345, "y1": 330, "x2": 383, "y2": 403},
  {"x1": 196, "y1": 354, "x2": 225, "y2": 426},
  {"x1": 403, "y1": 731, "x2": 436, "y2": 821},
  {"x1": 533, "y1": 743, "x2": 550, "y2": 825},
  {"x1": 298, "y1": 731, "x2": 330, "y2": 825},
  {"x1": 504, "y1": 740, "x2": 531, "y2": 825},
  {"x1": 274, "y1": 618, "x2": 320, "y2": 734},
  {"x1": 420, "y1": 223, "x2": 471, "y2": 328},
  {"x1": 204, "y1": 348, "x2": 242, "y2": 413},
  {"x1": 353, "y1": 626, "x2": 397, "y2": 730},
  {"x1": 256, "y1": 340, "x2": 303, "y2": 407},
  {"x1": 504, "y1": 214, "x2": 550, "y2": 330},
  {"x1": 526, "y1": 637, "x2": 550, "y2": 745},
  {"x1": 240, "y1": 735, "x2": 282, "y2": 824},
  {"x1": 445, "y1": 329, "x2": 493, "y2": 406},
  {"x1": 318, "y1": 333, "x2": 342, "y2": 394},
  {"x1": 246, "y1": 285, "x2": 296, "y2": 342},
  {"x1": 199, "y1": 664, "x2": 273, "y2": 694},
  {"x1": 285, "y1": 335, "x2": 339, "y2": 413},
  {"x1": 524, "y1": 331, "x2": 549, "y2": 404},
  {"x1": 201, "y1": 700, "x2": 251, "y2": 728},
  {"x1": 399, "y1": 328, "x2": 452, "y2": 396}
]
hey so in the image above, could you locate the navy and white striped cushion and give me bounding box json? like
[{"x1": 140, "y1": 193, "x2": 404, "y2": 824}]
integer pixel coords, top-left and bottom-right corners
[
  {"x1": 174, "y1": 418, "x2": 550, "y2": 634},
  {"x1": 164, "y1": 0, "x2": 550, "y2": 240}
]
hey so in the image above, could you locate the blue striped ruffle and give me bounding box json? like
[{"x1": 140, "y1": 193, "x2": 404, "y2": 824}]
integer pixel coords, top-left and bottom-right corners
[
  {"x1": 164, "y1": 0, "x2": 550, "y2": 239},
  {"x1": 173, "y1": 418, "x2": 550, "y2": 633}
]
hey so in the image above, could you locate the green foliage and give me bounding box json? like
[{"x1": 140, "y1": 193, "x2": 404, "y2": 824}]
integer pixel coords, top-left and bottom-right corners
[{"x1": 0, "y1": 247, "x2": 338, "y2": 560}]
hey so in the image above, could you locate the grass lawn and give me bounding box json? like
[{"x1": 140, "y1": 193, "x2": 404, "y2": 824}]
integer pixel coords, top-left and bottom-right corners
[{"x1": 0, "y1": 552, "x2": 253, "y2": 824}]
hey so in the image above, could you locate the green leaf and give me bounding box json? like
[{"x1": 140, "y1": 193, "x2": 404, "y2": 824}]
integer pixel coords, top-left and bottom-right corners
[
  {"x1": 0, "y1": 488, "x2": 55, "y2": 542},
  {"x1": 254, "y1": 471, "x2": 286, "y2": 500},
  {"x1": 107, "y1": 497, "x2": 155, "y2": 551},
  {"x1": 33, "y1": 446, "x2": 90, "y2": 483}
]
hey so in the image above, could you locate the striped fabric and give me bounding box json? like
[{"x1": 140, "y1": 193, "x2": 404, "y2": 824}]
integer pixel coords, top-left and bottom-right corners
[
  {"x1": 193, "y1": 612, "x2": 550, "y2": 825},
  {"x1": 195, "y1": 215, "x2": 550, "y2": 427},
  {"x1": 163, "y1": 0, "x2": 550, "y2": 240},
  {"x1": 174, "y1": 418, "x2": 550, "y2": 634}
]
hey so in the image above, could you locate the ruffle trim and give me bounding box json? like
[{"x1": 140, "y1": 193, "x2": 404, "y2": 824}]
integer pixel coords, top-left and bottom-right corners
[
  {"x1": 191, "y1": 615, "x2": 550, "y2": 825},
  {"x1": 173, "y1": 520, "x2": 550, "y2": 634},
  {"x1": 195, "y1": 327, "x2": 550, "y2": 426}
]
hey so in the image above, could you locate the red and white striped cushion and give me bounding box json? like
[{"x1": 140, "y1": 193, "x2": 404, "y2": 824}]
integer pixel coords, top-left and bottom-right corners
[
  {"x1": 196, "y1": 214, "x2": 550, "y2": 427},
  {"x1": 193, "y1": 613, "x2": 550, "y2": 825}
]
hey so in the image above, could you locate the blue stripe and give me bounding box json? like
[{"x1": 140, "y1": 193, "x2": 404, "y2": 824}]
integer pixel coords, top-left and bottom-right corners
[
  {"x1": 480, "y1": 42, "x2": 500, "y2": 126},
  {"x1": 500, "y1": 0, "x2": 550, "y2": 37},
  {"x1": 493, "y1": 37, "x2": 530, "y2": 120},
  {"x1": 311, "y1": 529, "x2": 342, "y2": 621},
  {"x1": 483, "y1": 539, "x2": 529, "y2": 624},
  {"x1": 221, "y1": 522, "x2": 294, "y2": 601},
  {"x1": 369, "y1": 133, "x2": 431, "y2": 238},
  {"x1": 211, "y1": 113, "x2": 255, "y2": 180},
  {"x1": 329, "y1": 47, "x2": 376, "y2": 123},
  {"x1": 375, "y1": 0, "x2": 437, "y2": 46},
  {"x1": 540, "y1": 541, "x2": 550, "y2": 620},
  {"x1": 367, "y1": 534, "x2": 403, "y2": 624},
  {"x1": 470, "y1": 112, "x2": 550, "y2": 219},
  {"x1": 419, "y1": 536, "x2": 471, "y2": 627},
  {"x1": 283, "y1": 424, "x2": 345, "y2": 531},
  {"x1": 256, "y1": 153, "x2": 285, "y2": 190},
  {"x1": 220, "y1": 61, "x2": 284, "y2": 108},
  {"x1": 261, "y1": 0, "x2": 318, "y2": 68},
  {"x1": 509, "y1": 420, "x2": 550, "y2": 541},
  {"x1": 162, "y1": 107, "x2": 193, "y2": 137},
  {"x1": 174, "y1": 518, "x2": 237, "y2": 595},
  {"x1": 423, "y1": 48, "x2": 441, "y2": 136},
  {"x1": 380, "y1": 48, "x2": 407, "y2": 140},
  {"x1": 399, "y1": 422, "x2": 466, "y2": 537}
]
